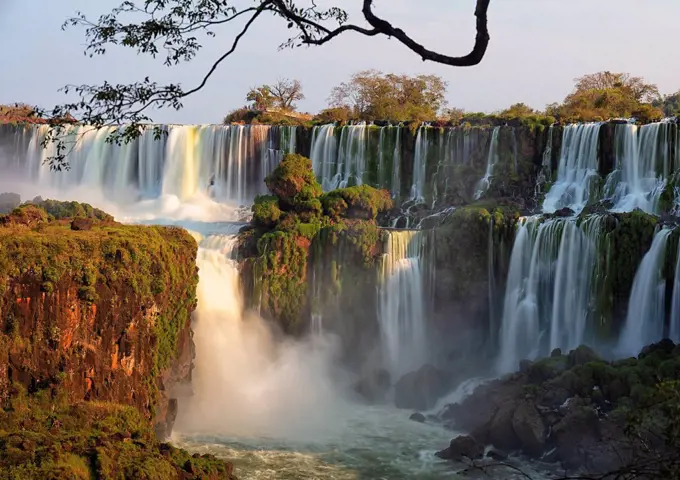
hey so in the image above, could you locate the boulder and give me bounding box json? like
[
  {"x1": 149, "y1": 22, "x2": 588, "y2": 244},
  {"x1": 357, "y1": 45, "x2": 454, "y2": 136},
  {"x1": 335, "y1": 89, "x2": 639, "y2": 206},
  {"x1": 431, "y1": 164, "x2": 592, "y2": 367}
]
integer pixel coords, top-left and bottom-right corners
[
  {"x1": 567, "y1": 345, "x2": 601, "y2": 367},
  {"x1": 354, "y1": 369, "x2": 391, "y2": 403},
  {"x1": 409, "y1": 412, "x2": 426, "y2": 423},
  {"x1": 395, "y1": 364, "x2": 450, "y2": 411},
  {"x1": 511, "y1": 400, "x2": 546, "y2": 456},
  {"x1": 488, "y1": 402, "x2": 520, "y2": 451},
  {"x1": 71, "y1": 217, "x2": 94, "y2": 231},
  {"x1": 554, "y1": 207, "x2": 575, "y2": 217},
  {"x1": 435, "y1": 435, "x2": 484, "y2": 461}
]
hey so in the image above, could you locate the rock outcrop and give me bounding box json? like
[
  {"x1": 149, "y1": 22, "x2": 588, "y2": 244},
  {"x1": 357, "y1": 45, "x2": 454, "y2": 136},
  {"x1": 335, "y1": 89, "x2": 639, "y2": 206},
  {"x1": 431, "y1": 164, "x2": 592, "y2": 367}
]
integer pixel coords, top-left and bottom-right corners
[
  {"x1": 439, "y1": 341, "x2": 680, "y2": 475},
  {"x1": 0, "y1": 200, "x2": 236, "y2": 478}
]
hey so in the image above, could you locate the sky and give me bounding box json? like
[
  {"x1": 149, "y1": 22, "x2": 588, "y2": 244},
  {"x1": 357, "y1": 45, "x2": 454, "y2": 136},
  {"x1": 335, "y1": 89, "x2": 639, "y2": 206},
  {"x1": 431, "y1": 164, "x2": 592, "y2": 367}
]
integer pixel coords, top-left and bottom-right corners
[{"x1": 0, "y1": 0, "x2": 679, "y2": 124}]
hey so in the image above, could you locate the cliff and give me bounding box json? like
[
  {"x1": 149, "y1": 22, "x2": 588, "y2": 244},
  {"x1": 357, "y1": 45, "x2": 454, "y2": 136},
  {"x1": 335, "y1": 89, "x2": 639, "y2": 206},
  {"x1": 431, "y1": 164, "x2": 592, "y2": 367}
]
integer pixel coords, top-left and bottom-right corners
[{"x1": 0, "y1": 201, "x2": 236, "y2": 479}]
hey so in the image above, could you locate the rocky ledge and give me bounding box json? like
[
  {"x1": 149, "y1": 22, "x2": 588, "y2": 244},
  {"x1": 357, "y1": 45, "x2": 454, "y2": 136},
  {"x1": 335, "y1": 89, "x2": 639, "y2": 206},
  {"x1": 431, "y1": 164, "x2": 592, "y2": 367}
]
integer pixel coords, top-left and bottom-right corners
[
  {"x1": 437, "y1": 341, "x2": 680, "y2": 477},
  {"x1": 0, "y1": 199, "x2": 237, "y2": 479}
]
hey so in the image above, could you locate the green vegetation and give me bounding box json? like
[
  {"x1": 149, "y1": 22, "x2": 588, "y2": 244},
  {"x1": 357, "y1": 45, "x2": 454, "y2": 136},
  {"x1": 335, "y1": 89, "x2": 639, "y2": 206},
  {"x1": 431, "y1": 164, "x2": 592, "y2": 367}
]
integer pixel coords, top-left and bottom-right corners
[
  {"x1": 328, "y1": 70, "x2": 449, "y2": 122},
  {"x1": 0, "y1": 200, "x2": 198, "y2": 399},
  {"x1": 546, "y1": 71, "x2": 664, "y2": 123},
  {"x1": 241, "y1": 154, "x2": 391, "y2": 333},
  {"x1": 0, "y1": 388, "x2": 235, "y2": 480}
]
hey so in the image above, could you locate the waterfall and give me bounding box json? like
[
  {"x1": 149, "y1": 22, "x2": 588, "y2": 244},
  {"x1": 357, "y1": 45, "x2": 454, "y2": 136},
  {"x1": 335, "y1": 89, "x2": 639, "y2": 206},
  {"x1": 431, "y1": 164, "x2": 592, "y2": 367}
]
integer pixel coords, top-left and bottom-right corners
[
  {"x1": 671, "y1": 239, "x2": 680, "y2": 343},
  {"x1": 310, "y1": 123, "x2": 403, "y2": 194},
  {"x1": 474, "y1": 126, "x2": 500, "y2": 200},
  {"x1": 410, "y1": 127, "x2": 428, "y2": 203},
  {"x1": 618, "y1": 228, "x2": 672, "y2": 357},
  {"x1": 378, "y1": 230, "x2": 427, "y2": 379},
  {"x1": 497, "y1": 215, "x2": 602, "y2": 372},
  {"x1": 606, "y1": 121, "x2": 674, "y2": 214},
  {"x1": 543, "y1": 123, "x2": 602, "y2": 214},
  {"x1": 0, "y1": 124, "x2": 295, "y2": 205}
]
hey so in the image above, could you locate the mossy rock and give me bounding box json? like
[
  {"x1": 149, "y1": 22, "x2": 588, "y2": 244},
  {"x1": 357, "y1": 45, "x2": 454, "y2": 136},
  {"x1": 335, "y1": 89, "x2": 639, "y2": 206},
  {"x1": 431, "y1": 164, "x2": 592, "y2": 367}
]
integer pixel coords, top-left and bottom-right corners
[
  {"x1": 265, "y1": 153, "x2": 322, "y2": 209},
  {"x1": 321, "y1": 185, "x2": 393, "y2": 221},
  {"x1": 0, "y1": 390, "x2": 236, "y2": 479}
]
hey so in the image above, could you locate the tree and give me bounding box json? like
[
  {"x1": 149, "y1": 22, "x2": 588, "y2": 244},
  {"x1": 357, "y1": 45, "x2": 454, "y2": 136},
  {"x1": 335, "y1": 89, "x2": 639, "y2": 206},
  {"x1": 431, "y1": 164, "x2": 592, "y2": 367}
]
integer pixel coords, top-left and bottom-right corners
[
  {"x1": 443, "y1": 107, "x2": 466, "y2": 124},
  {"x1": 547, "y1": 71, "x2": 664, "y2": 122},
  {"x1": 500, "y1": 102, "x2": 536, "y2": 118},
  {"x1": 36, "y1": 0, "x2": 490, "y2": 169},
  {"x1": 653, "y1": 91, "x2": 680, "y2": 117},
  {"x1": 270, "y1": 78, "x2": 305, "y2": 111},
  {"x1": 246, "y1": 85, "x2": 275, "y2": 110},
  {"x1": 329, "y1": 70, "x2": 448, "y2": 121}
]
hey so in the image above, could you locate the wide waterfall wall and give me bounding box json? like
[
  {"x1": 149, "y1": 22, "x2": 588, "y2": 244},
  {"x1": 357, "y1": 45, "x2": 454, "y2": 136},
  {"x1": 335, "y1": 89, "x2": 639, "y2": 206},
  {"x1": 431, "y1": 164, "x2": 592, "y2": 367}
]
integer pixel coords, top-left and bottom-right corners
[{"x1": 0, "y1": 124, "x2": 297, "y2": 205}]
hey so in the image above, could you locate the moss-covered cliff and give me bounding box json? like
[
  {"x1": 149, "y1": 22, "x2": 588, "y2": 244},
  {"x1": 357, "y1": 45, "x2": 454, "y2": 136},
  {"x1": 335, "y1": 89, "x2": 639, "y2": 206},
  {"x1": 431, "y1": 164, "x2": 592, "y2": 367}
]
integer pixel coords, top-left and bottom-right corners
[
  {"x1": 0, "y1": 201, "x2": 236, "y2": 479},
  {"x1": 238, "y1": 154, "x2": 390, "y2": 350}
]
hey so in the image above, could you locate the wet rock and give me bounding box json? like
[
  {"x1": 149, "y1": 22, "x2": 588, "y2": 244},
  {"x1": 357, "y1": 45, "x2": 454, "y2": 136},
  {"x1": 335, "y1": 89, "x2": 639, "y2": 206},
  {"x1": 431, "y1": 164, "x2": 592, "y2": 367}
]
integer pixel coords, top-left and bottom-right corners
[
  {"x1": 567, "y1": 345, "x2": 601, "y2": 367},
  {"x1": 519, "y1": 359, "x2": 533, "y2": 374},
  {"x1": 488, "y1": 402, "x2": 520, "y2": 451},
  {"x1": 71, "y1": 217, "x2": 94, "y2": 231},
  {"x1": 554, "y1": 207, "x2": 574, "y2": 217},
  {"x1": 436, "y1": 435, "x2": 484, "y2": 461},
  {"x1": 512, "y1": 400, "x2": 546, "y2": 456},
  {"x1": 486, "y1": 448, "x2": 508, "y2": 461},
  {"x1": 395, "y1": 364, "x2": 451, "y2": 411},
  {"x1": 550, "y1": 348, "x2": 562, "y2": 358},
  {"x1": 409, "y1": 412, "x2": 426, "y2": 423}
]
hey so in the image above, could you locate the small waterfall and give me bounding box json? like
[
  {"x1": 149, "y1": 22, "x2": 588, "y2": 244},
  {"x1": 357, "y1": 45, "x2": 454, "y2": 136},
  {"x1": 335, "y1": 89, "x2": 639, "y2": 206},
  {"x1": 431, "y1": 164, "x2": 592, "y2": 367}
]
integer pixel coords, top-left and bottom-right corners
[
  {"x1": 497, "y1": 215, "x2": 602, "y2": 372},
  {"x1": 410, "y1": 126, "x2": 428, "y2": 203},
  {"x1": 378, "y1": 230, "x2": 427, "y2": 379},
  {"x1": 474, "y1": 126, "x2": 500, "y2": 200},
  {"x1": 543, "y1": 123, "x2": 602, "y2": 214},
  {"x1": 618, "y1": 228, "x2": 672, "y2": 357},
  {"x1": 606, "y1": 122, "x2": 674, "y2": 214},
  {"x1": 671, "y1": 239, "x2": 680, "y2": 343},
  {"x1": 310, "y1": 124, "x2": 338, "y2": 191}
]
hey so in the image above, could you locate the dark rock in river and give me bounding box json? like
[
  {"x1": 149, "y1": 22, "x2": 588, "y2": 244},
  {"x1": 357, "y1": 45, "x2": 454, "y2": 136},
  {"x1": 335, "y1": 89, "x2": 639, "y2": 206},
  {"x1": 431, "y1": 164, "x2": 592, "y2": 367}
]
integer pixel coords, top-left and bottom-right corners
[
  {"x1": 409, "y1": 412, "x2": 426, "y2": 423},
  {"x1": 435, "y1": 435, "x2": 484, "y2": 461},
  {"x1": 354, "y1": 368, "x2": 391, "y2": 403},
  {"x1": 395, "y1": 364, "x2": 451, "y2": 411}
]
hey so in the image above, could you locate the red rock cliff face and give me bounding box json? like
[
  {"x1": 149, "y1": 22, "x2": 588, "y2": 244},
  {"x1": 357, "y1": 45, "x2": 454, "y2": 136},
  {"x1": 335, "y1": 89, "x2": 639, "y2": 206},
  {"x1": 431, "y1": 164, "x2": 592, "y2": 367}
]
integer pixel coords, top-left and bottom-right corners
[{"x1": 0, "y1": 214, "x2": 199, "y2": 438}]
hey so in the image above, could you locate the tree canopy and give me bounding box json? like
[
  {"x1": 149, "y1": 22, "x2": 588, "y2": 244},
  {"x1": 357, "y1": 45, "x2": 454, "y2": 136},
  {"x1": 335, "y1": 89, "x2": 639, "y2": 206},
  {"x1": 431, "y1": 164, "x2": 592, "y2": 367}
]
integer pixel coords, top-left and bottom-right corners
[
  {"x1": 328, "y1": 70, "x2": 448, "y2": 122},
  {"x1": 546, "y1": 71, "x2": 664, "y2": 123},
  {"x1": 246, "y1": 79, "x2": 304, "y2": 111}
]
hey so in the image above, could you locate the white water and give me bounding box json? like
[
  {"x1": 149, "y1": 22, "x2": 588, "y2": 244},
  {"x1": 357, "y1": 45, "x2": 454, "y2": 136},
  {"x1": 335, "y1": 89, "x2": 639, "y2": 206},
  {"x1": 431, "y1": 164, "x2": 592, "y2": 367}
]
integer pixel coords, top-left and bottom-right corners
[
  {"x1": 671, "y1": 239, "x2": 680, "y2": 343},
  {"x1": 618, "y1": 228, "x2": 672, "y2": 357},
  {"x1": 497, "y1": 216, "x2": 601, "y2": 372},
  {"x1": 543, "y1": 123, "x2": 602, "y2": 214},
  {"x1": 378, "y1": 230, "x2": 428, "y2": 380},
  {"x1": 410, "y1": 126, "x2": 428, "y2": 203},
  {"x1": 1, "y1": 124, "x2": 296, "y2": 206},
  {"x1": 473, "y1": 127, "x2": 500, "y2": 200},
  {"x1": 606, "y1": 122, "x2": 673, "y2": 214}
]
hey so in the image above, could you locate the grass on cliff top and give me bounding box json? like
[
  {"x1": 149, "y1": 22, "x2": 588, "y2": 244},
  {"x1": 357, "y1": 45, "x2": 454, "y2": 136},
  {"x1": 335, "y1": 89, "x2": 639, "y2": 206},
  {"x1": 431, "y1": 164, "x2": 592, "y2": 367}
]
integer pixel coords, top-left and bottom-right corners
[
  {"x1": 0, "y1": 387, "x2": 235, "y2": 480},
  {"x1": 0, "y1": 201, "x2": 199, "y2": 393}
]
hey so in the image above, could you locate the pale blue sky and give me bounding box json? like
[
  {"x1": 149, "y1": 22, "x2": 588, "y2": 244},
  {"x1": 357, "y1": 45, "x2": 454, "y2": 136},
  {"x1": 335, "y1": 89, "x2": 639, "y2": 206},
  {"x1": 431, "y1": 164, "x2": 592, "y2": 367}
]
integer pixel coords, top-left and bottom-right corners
[{"x1": 1, "y1": 0, "x2": 679, "y2": 124}]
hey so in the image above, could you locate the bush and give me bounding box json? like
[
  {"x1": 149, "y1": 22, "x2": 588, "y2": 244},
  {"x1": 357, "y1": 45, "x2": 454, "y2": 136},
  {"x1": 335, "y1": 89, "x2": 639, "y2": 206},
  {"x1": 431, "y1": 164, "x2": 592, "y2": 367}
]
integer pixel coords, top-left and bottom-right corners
[
  {"x1": 265, "y1": 154, "x2": 322, "y2": 209},
  {"x1": 321, "y1": 185, "x2": 393, "y2": 220},
  {"x1": 252, "y1": 195, "x2": 282, "y2": 228}
]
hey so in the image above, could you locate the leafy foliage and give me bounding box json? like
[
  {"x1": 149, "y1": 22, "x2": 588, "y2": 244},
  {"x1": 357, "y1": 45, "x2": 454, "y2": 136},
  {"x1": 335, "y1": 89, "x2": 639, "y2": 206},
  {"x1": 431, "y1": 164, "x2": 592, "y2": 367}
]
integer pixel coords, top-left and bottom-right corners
[{"x1": 329, "y1": 70, "x2": 448, "y2": 121}]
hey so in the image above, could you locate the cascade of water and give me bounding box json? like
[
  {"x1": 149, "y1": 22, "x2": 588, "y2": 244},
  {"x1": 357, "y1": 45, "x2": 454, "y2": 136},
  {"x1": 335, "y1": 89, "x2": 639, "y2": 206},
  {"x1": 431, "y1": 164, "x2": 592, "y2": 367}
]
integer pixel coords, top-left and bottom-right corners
[
  {"x1": 671, "y1": 239, "x2": 680, "y2": 343},
  {"x1": 410, "y1": 127, "x2": 428, "y2": 203},
  {"x1": 474, "y1": 127, "x2": 501, "y2": 200},
  {"x1": 1, "y1": 124, "x2": 294, "y2": 205},
  {"x1": 618, "y1": 228, "x2": 673, "y2": 357},
  {"x1": 378, "y1": 230, "x2": 427, "y2": 379},
  {"x1": 310, "y1": 124, "x2": 338, "y2": 191},
  {"x1": 497, "y1": 215, "x2": 602, "y2": 372},
  {"x1": 543, "y1": 123, "x2": 602, "y2": 214},
  {"x1": 390, "y1": 127, "x2": 402, "y2": 198},
  {"x1": 607, "y1": 122, "x2": 673, "y2": 214}
]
